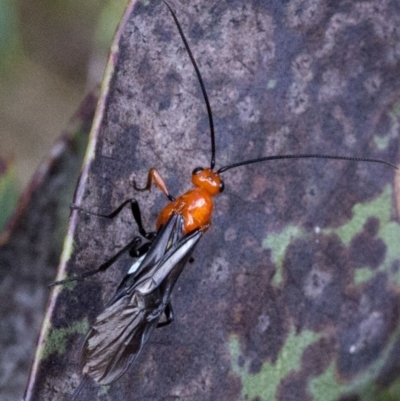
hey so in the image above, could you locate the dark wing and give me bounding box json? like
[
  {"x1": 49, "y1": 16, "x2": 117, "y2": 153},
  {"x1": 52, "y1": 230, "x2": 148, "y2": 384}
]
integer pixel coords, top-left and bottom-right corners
[
  {"x1": 110, "y1": 213, "x2": 187, "y2": 303},
  {"x1": 81, "y1": 292, "x2": 153, "y2": 385},
  {"x1": 81, "y1": 214, "x2": 202, "y2": 385}
]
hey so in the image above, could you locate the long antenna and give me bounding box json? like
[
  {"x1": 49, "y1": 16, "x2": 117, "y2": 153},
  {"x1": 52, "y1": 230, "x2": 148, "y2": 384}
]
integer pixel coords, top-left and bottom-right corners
[
  {"x1": 163, "y1": 2, "x2": 397, "y2": 175},
  {"x1": 217, "y1": 154, "x2": 398, "y2": 173},
  {"x1": 163, "y1": 1, "x2": 216, "y2": 169}
]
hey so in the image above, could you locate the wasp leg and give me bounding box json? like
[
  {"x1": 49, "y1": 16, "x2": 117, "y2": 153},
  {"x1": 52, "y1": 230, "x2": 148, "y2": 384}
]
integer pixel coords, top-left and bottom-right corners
[
  {"x1": 129, "y1": 241, "x2": 152, "y2": 258},
  {"x1": 128, "y1": 198, "x2": 156, "y2": 240},
  {"x1": 157, "y1": 302, "x2": 174, "y2": 328},
  {"x1": 133, "y1": 168, "x2": 175, "y2": 202},
  {"x1": 72, "y1": 198, "x2": 155, "y2": 240},
  {"x1": 50, "y1": 236, "x2": 144, "y2": 287}
]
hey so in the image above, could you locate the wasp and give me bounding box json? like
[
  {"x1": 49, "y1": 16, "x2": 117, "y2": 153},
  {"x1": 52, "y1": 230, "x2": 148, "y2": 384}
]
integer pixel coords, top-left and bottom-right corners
[{"x1": 52, "y1": 1, "x2": 396, "y2": 399}]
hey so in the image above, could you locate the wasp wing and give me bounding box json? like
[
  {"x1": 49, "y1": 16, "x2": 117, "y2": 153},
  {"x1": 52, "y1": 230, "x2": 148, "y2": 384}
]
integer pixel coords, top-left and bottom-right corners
[
  {"x1": 81, "y1": 292, "x2": 150, "y2": 384},
  {"x1": 81, "y1": 214, "x2": 202, "y2": 385},
  {"x1": 112, "y1": 213, "x2": 188, "y2": 301}
]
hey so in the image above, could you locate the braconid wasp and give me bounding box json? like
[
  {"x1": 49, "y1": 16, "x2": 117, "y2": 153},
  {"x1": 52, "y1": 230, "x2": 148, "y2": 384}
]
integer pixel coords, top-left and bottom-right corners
[{"x1": 50, "y1": 1, "x2": 397, "y2": 399}]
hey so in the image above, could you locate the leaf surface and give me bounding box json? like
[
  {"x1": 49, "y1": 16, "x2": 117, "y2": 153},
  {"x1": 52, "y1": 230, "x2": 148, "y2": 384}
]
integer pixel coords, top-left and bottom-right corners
[{"x1": 25, "y1": 1, "x2": 400, "y2": 400}]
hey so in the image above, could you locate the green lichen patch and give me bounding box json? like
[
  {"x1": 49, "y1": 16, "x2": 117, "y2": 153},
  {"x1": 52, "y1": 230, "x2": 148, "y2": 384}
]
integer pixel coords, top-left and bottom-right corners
[
  {"x1": 327, "y1": 185, "x2": 392, "y2": 246},
  {"x1": 41, "y1": 318, "x2": 89, "y2": 360},
  {"x1": 325, "y1": 185, "x2": 400, "y2": 285},
  {"x1": 228, "y1": 327, "x2": 320, "y2": 400},
  {"x1": 309, "y1": 324, "x2": 400, "y2": 401}
]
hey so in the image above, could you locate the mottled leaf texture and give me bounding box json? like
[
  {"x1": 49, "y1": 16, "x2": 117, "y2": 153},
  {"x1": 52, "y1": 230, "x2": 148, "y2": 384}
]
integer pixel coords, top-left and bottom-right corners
[{"x1": 25, "y1": 0, "x2": 400, "y2": 400}]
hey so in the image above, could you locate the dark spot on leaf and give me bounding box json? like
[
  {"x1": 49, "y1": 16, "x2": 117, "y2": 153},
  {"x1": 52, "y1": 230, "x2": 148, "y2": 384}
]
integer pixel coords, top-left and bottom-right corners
[
  {"x1": 238, "y1": 355, "x2": 245, "y2": 368},
  {"x1": 127, "y1": 124, "x2": 140, "y2": 139},
  {"x1": 301, "y1": 336, "x2": 336, "y2": 377},
  {"x1": 229, "y1": 261, "x2": 288, "y2": 365},
  {"x1": 376, "y1": 336, "x2": 400, "y2": 388},
  {"x1": 138, "y1": 57, "x2": 151, "y2": 79},
  {"x1": 249, "y1": 358, "x2": 262, "y2": 374},
  {"x1": 391, "y1": 259, "x2": 400, "y2": 274},
  {"x1": 338, "y1": 274, "x2": 400, "y2": 377},
  {"x1": 191, "y1": 22, "x2": 205, "y2": 41},
  {"x1": 154, "y1": 20, "x2": 173, "y2": 43},
  {"x1": 158, "y1": 94, "x2": 171, "y2": 111},
  {"x1": 283, "y1": 234, "x2": 350, "y2": 330},
  {"x1": 277, "y1": 372, "x2": 311, "y2": 401},
  {"x1": 363, "y1": 217, "x2": 380, "y2": 236},
  {"x1": 349, "y1": 217, "x2": 386, "y2": 269},
  {"x1": 165, "y1": 69, "x2": 182, "y2": 85}
]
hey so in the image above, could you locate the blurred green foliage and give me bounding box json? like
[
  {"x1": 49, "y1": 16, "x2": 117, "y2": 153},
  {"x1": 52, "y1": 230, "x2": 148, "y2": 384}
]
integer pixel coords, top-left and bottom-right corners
[
  {"x1": 0, "y1": 0, "x2": 21, "y2": 74},
  {"x1": 0, "y1": 160, "x2": 18, "y2": 232},
  {"x1": 0, "y1": 0, "x2": 127, "y2": 188}
]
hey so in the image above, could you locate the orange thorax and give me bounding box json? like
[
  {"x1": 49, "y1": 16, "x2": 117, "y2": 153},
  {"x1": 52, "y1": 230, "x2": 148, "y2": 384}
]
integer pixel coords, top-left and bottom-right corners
[{"x1": 157, "y1": 188, "x2": 214, "y2": 234}]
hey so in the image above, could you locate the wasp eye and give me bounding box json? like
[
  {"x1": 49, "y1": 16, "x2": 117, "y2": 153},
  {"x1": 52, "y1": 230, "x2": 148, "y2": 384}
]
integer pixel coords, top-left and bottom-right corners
[
  {"x1": 192, "y1": 167, "x2": 204, "y2": 175},
  {"x1": 219, "y1": 180, "x2": 225, "y2": 193}
]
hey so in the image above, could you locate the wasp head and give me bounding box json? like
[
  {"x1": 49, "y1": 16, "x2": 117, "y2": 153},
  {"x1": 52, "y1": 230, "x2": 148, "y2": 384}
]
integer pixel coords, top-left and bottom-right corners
[{"x1": 191, "y1": 167, "x2": 224, "y2": 196}]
